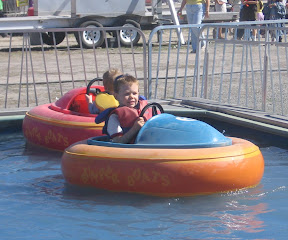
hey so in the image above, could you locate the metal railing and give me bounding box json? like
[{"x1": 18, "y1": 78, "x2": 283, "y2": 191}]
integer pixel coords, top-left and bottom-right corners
[
  {"x1": 1, "y1": 20, "x2": 288, "y2": 118},
  {"x1": 147, "y1": 20, "x2": 288, "y2": 116},
  {"x1": 0, "y1": 26, "x2": 147, "y2": 109}
]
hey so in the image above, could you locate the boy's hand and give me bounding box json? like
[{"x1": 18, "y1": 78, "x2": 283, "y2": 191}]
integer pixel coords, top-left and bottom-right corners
[
  {"x1": 112, "y1": 117, "x2": 145, "y2": 144},
  {"x1": 85, "y1": 94, "x2": 93, "y2": 104},
  {"x1": 132, "y1": 117, "x2": 145, "y2": 131}
]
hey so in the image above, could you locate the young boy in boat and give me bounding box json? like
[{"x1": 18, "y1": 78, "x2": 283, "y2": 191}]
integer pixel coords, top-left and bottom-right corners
[
  {"x1": 96, "y1": 74, "x2": 152, "y2": 144},
  {"x1": 85, "y1": 68, "x2": 122, "y2": 114}
]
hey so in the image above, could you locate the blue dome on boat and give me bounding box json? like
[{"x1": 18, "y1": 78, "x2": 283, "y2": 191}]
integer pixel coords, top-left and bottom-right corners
[{"x1": 135, "y1": 113, "x2": 232, "y2": 148}]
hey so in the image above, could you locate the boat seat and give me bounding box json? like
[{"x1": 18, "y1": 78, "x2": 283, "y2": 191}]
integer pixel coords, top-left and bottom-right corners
[{"x1": 69, "y1": 93, "x2": 91, "y2": 114}]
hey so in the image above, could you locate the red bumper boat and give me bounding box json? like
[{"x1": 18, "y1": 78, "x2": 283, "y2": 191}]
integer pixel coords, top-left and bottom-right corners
[{"x1": 23, "y1": 80, "x2": 105, "y2": 151}]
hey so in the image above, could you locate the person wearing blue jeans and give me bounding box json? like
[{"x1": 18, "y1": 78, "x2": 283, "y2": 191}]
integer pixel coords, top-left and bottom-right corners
[{"x1": 178, "y1": 0, "x2": 210, "y2": 53}]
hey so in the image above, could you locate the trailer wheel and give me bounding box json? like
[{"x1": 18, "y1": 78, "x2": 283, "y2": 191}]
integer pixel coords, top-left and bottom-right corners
[
  {"x1": 76, "y1": 21, "x2": 104, "y2": 49},
  {"x1": 119, "y1": 20, "x2": 141, "y2": 46},
  {"x1": 42, "y1": 32, "x2": 66, "y2": 45}
]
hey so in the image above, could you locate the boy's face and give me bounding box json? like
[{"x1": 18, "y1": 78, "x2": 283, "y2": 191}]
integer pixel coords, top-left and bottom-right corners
[{"x1": 115, "y1": 82, "x2": 139, "y2": 108}]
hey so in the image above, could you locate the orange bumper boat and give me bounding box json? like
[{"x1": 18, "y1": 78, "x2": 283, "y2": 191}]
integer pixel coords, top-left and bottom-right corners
[{"x1": 61, "y1": 110, "x2": 264, "y2": 197}]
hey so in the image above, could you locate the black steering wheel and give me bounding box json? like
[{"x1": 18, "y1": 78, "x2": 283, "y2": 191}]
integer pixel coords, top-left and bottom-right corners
[
  {"x1": 139, "y1": 102, "x2": 164, "y2": 118},
  {"x1": 86, "y1": 78, "x2": 103, "y2": 95}
]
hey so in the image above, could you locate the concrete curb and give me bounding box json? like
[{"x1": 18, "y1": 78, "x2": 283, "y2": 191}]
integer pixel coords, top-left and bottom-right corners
[
  {"x1": 1, "y1": 107, "x2": 288, "y2": 139},
  {"x1": 165, "y1": 108, "x2": 288, "y2": 138},
  {"x1": 0, "y1": 115, "x2": 24, "y2": 132}
]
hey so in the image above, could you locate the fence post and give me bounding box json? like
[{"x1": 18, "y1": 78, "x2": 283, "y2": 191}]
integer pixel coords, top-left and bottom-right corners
[
  {"x1": 34, "y1": 0, "x2": 38, "y2": 16},
  {"x1": 195, "y1": 29, "x2": 203, "y2": 98},
  {"x1": 71, "y1": 0, "x2": 76, "y2": 18},
  {"x1": 203, "y1": 51, "x2": 209, "y2": 99},
  {"x1": 262, "y1": 53, "x2": 268, "y2": 112}
]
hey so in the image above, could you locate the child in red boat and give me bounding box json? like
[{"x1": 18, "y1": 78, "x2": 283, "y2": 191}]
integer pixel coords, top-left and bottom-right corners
[
  {"x1": 85, "y1": 68, "x2": 122, "y2": 114},
  {"x1": 96, "y1": 74, "x2": 152, "y2": 144}
]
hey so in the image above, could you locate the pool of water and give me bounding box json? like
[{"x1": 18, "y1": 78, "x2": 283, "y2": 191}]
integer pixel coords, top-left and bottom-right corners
[{"x1": 0, "y1": 131, "x2": 287, "y2": 240}]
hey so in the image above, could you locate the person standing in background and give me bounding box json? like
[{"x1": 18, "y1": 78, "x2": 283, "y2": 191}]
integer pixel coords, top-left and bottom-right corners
[
  {"x1": 230, "y1": 0, "x2": 242, "y2": 13},
  {"x1": 177, "y1": 0, "x2": 210, "y2": 53},
  {"x1": 263, "y1": 0, "x2": 286, "y2": 42},
  {"x1": 0, "y1": 0, "x2": 7, "y2": 38},
  {"x1": 0, "y1": 0, "x2": 4, "y2": 18},
  {"x1": 256, "y1": 0, "x2": 264, "y2": 21},
  {"x1": 237, "y1": 0, "x2": 258, "y2": 40},
  {"x1": 256, "y1": 0, "x2": 265, "y2": 37},
  {"x1": 215, "y1": 0, "x2": 227, "y2": 39}
]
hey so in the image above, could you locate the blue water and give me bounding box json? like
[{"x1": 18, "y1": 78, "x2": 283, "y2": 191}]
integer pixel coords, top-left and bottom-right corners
[{"x1": 0, "y1": 131, "x2": 287, "y2": 240}]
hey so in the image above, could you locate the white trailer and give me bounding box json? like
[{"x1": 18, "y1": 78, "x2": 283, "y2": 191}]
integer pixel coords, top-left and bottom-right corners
[
  {"x1": 32, "y1": 0, "x2": 153, "y2": 48},
  {"x1": 0, "y1": 0, "x2": 239, "y2": 48}
]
